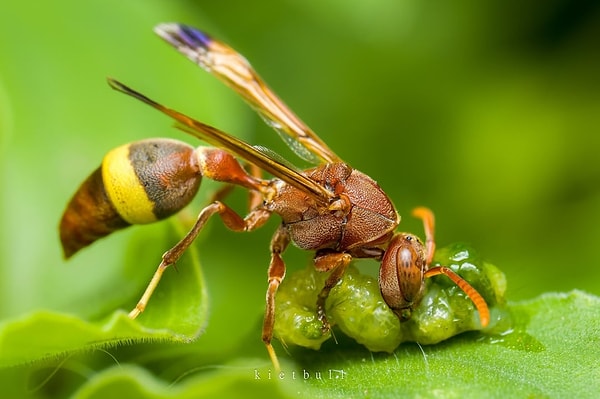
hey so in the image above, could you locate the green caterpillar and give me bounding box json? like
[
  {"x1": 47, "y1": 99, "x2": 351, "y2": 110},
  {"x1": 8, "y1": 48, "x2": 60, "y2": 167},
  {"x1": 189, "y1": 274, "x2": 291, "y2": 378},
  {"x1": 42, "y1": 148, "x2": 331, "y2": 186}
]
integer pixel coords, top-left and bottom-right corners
[{"x1": 274, "y1": 243, "x2": 511, "y2": 352}]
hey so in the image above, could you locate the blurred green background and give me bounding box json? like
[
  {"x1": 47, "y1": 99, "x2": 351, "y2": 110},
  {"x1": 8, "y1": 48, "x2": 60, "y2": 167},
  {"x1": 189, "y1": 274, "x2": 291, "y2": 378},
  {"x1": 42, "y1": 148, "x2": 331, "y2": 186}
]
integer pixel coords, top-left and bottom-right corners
[{"x1": 1, "y1": 0, "x2": 599, "y2": 397}]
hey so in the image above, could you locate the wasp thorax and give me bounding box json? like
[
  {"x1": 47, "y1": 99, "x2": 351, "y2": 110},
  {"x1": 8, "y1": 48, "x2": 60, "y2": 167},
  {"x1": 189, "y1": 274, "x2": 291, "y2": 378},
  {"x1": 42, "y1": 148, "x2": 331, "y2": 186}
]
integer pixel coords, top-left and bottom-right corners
[
  {"x1": 59, "y1": 138, "x2": 201, "y2": 258},
  {"x1": 379, "y1": 233, "x2": 427, "y2": 319}
]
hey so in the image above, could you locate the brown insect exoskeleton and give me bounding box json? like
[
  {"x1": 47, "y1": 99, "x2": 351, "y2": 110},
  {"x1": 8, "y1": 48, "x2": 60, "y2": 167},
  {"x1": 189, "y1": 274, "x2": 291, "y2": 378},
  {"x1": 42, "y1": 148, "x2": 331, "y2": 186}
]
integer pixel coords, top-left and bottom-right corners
[{"x1": 60, "y1": 23, "x2": 489, "y2": 371}]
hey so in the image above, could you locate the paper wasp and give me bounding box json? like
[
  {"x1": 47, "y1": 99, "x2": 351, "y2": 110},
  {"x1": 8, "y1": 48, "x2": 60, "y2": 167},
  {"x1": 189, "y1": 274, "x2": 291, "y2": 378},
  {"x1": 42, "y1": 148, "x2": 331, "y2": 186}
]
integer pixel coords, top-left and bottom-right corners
[{"x1": 60, "y1": 23, "x2": 489, "y2": 371}]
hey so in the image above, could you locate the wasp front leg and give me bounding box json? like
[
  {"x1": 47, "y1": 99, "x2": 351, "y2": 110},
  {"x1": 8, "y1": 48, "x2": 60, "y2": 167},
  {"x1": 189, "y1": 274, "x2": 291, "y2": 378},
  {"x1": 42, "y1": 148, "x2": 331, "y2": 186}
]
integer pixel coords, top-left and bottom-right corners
[
  {"x1": 314, "y1": 251, "x2": 353, "y2": 333},
  {"x1": 129, "y1": 147, "x2": 272, "y2": 318}
]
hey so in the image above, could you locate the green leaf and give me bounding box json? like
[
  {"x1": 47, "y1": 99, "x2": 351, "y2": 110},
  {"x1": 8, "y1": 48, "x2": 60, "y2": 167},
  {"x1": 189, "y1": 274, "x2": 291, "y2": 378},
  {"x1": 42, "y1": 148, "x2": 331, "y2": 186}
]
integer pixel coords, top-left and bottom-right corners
[
  {"x1": 287, "y1": 290, "x2": 600, "y2": 398},
  {"x1": 71, "y1": 364, "x2": 288, "y2": 399},
  {"x1": 0, "y1": 224, "x2": 207, "y2": 368},
  {"x1": 3, "y1": 291, "x2": 596, "y2": 398}
]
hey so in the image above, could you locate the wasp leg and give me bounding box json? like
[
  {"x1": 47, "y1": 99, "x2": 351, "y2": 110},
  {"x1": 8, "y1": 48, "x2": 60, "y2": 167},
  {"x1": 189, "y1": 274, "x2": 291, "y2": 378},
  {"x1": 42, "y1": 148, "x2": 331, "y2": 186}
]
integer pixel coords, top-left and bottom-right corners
[
  {"x1": 314, "y1": 251, "x2": 353, "y2": 333},
  {"x1": 262, "y1": 224, "x2": 290, "y2": 373},
  {"x1": 129, "y1": 201, "x2": 270, "y2": 319}
]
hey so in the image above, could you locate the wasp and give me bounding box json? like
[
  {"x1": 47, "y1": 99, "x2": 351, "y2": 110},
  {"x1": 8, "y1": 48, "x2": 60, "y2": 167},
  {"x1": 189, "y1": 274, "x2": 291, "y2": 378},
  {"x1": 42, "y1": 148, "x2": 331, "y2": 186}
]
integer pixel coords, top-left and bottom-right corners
[{"x1": 60, "y1": 23, "x2": 489, "y2": 371}]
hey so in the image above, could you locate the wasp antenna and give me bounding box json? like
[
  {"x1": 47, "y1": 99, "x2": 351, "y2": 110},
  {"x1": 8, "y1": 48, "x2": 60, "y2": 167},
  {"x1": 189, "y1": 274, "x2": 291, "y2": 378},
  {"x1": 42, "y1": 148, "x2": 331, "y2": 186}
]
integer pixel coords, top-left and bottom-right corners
[
  {"x1": 412, "y1": 207, "x2": 436, "y2": 265},
  {"x1": 424, "y1": 266, "x2": 490, "y2": 328}
]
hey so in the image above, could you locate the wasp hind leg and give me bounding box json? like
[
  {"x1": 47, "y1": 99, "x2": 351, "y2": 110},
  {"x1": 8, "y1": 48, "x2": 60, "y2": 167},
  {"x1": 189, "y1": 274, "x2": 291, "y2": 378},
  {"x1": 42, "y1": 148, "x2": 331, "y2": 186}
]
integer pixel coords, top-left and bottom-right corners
[{"x1": 129, "y1": 201, "x2": 270, "y2": 318}]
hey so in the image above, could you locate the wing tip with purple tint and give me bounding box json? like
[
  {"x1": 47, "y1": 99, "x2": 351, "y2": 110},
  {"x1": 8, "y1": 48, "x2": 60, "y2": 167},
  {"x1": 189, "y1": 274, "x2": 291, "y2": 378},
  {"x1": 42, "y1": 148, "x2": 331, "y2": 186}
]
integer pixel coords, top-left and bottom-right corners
[{"x1": 154, "y1": 23, "x2": 213, "y2": 49}]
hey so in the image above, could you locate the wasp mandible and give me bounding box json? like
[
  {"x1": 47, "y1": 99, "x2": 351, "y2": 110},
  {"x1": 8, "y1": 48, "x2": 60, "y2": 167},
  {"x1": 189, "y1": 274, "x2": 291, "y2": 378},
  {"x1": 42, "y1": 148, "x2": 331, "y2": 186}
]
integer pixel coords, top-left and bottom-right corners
[{"x1": 60, "y1": 23, "x2": 489, "y2": 371}]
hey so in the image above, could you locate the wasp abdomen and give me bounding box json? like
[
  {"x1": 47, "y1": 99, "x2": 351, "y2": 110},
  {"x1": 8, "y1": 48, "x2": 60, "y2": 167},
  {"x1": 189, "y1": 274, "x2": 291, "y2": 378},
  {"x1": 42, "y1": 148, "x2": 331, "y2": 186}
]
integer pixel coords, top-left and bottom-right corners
[
  {"x1": 104, "y1": 139, "x2": 201, "y2": 223},
  {"x1": 60, "y1": 138, "x2": 201, "y2": 258},
  {"x1": 59, "y1": 166, "x2": 130, "y2": 258}
]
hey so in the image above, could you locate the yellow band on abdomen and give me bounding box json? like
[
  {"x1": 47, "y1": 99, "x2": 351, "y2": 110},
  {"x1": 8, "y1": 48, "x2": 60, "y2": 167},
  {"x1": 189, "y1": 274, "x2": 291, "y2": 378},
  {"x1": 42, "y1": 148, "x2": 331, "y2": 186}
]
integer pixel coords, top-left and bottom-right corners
[{"x1": 102, "y1": 144, "x2": 157, "y2": 224}]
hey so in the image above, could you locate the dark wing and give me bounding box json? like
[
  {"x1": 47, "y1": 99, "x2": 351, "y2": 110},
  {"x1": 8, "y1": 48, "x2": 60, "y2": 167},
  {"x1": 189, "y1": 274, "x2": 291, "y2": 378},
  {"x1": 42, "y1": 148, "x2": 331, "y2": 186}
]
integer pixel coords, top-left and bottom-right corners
[
  {"x1": 107, "y1": 78, "x2": 334, "y2": 205},
  {"x1": 154, "y1": 23, "x2": 342, "y2": 165}
]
